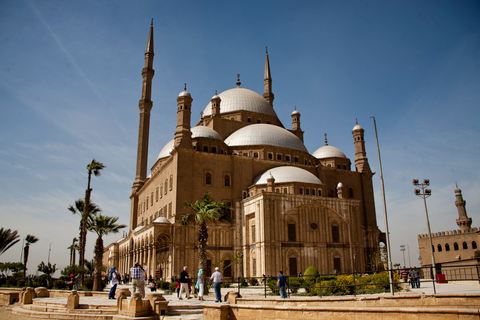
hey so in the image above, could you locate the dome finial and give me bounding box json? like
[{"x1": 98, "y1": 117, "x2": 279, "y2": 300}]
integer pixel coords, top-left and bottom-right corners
[
  {"x1": 184, "y1": 83, "x2": 187, "y2": 91},
  {"x1": 324, "y1": 133, "x2": 328, "y2": 146},
  {"x1": 355, "y1": 118, "x2": 358, "y2": 125},
  {"x1": 215, "y1": 90, "x2": 217, "y2": 95},
  {"x1": 151, "y1": 18, "x2": 153, "y2": 26},
  {"x1": 236, "y1": 74, "x2": 241, "y2": 87}
]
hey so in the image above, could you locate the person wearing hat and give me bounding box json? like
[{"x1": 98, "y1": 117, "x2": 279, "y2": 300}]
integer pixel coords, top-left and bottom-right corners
[
  {"x1": 108, "y1": 266, "x2": 118, "y2": 299},
  {"x1": 210, "y1": 267, "x2": 223, "y2": 302}
]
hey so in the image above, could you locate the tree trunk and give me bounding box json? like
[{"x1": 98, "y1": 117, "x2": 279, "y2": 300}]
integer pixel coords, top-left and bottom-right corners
[
  {"x1": 92, "y1": 235, "x2": 104, "y2": 291},
  {"x1": 198, "y1": 222, "x2": 208, "y2": 271},
  {"x1": 23, "y1": 245, "x2": 29, "y2": 278}
]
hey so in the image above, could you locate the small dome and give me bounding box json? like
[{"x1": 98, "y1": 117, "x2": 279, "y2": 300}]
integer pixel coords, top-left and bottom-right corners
[
  {"x1": 157, "y1": 139, "x2": 174, "y2": 159},
  {"x1": 191, "y1": 126, "x2": 222, "y2": 140},
  {"x1": 203, "y1": 87, "x2": 278, "y2": 117},
  {"x1": 313, "y1": 145, "x2": 347, "y2": 159},
  {"x1": 211, "y1": 94, "x2": 220, "y2": 100},
  {"x1": 178, "y1": 90, "x2": 191, "y2": 98},
  {"x1": 253, "y1": 166, "x2": 323, "y2": 185},
  {"x1": 291, "y1": 108, "x2": 300, "y2": 116},
  {"x1": 153, "y1": 217, "x2": 171, "y2": 224},
  {"x1": 225, "y1": 124, "x2": 308, "y2": 152},
  {"x1": 352, "y1": 124, "x2": 363, "y2": 131},
  {"x1": 337, "y1": 182, "x2": 344, "y2": 188}
]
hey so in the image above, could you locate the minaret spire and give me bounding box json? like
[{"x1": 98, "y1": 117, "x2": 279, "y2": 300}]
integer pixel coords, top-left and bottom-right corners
[
  {"x1": 263, "y1": 47, "x2": 274, "y2": 105},
  {"x1": 455, "y1": 185, "x2": 472, "y2": 231},
  {"x1": 133, "y1": 20, "x2": 155, "y2": 192}
]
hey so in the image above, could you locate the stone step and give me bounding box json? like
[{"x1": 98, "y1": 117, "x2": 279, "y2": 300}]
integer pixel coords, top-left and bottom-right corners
[
  {"x1": 160, "y1": 315, "x2": 203, "y2": 320},
  {"x1": 167, "y1": 307, "x2": 203, "y2": 315},
  {"x1": 23, "y1": 303, "x2": 118, "y2": 314},
  {"x1": 13, "y1": 306, "x2": 159, "y2": 320}
]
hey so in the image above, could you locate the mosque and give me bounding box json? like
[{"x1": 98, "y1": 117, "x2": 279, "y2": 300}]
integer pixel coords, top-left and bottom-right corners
[{"x1": 103, "y1": 22, "x2": 383, "y2": 280}]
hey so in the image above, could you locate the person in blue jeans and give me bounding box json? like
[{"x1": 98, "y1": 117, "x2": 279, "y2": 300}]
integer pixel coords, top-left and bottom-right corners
[
  {"x1": 277, "y1": 271, "x2": 287, "y2": 298},
  {"x1": 108, "y1": 266, "x2": 118, "y2": 299},
  {"x1": 210, "y1": 267, "x2": 223, "y2": 302}
]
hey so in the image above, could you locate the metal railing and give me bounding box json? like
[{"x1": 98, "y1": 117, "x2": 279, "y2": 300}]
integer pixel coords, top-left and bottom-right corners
[{"x1": 235, "y1": 264, "x2": 480, "y2": 298}]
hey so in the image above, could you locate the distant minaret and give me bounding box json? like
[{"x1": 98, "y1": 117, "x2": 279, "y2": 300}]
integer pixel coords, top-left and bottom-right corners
[
  {"x1": 133, "y1": 19, "x2": 155, "y2": 192},
  {"x1": 455, "y1": 184, "x2": 472, "y2": 231},
  {"x1": 291, "y1": 107, "x2": 304, "y2": 142},
  {"x1": 352, "y1": 119, "x2": 371, "y2": 173},
  {"x1": 174, "y1": 84, "x2": 193, "y2": 149},
  {"x1": 263, "y1": 47, "x2": 274, "y2": 105}
]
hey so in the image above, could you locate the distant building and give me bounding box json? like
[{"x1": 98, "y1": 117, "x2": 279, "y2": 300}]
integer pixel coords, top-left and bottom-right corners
[
  {"x1": 103, "y1": 22, "x2": 384, "y2": 280},
  {"x1": 418, "y1": 185, "x2": 479, "y2": 278}
]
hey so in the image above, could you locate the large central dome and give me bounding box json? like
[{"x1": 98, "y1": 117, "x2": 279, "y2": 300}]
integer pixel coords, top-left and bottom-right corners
[
  {"x1": 203, "y1": 87, "x2": 278, "y2": 117},
  {"x1": 225, "y1": 124, "x2": 308, "y2": 152}
]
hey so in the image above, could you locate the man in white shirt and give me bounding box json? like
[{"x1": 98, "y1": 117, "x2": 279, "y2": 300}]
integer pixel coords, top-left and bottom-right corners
[{"x1": 210, "y1": 267, "x2": 223, "y2": 302}]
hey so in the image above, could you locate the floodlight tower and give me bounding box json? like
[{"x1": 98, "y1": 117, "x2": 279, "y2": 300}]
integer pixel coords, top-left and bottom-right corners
[
  {"x1": 400, "y1": 245, "x2": 406, "y2": 267},
  {"x1": 413, "y1": 179, "x2": 436, "y2": 294}
]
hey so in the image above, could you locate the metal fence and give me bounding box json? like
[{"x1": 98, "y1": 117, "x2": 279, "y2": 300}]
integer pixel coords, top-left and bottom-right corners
[{"x1": 235, "y1": 264, "x2": 480, "y2": 298}]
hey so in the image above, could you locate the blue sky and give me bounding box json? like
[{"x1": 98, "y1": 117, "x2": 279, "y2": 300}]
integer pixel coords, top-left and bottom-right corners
[{"x1": 1, "y1": 0, "x2": 479, "y2": 276}]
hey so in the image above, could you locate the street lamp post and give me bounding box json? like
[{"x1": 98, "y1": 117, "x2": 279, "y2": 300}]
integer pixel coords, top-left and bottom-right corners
[
  {"x1": 413, "y1": 179, "x2": 436, "y2": 294},
  {"x1": 400, "y1": 245, "x2": 406, "y2": 267},
  {"x1": 371, "y1": 116, "x2": 394, "y2": 295}
]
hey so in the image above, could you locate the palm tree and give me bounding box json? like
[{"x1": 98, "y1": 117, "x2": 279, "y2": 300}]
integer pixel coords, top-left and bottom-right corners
[
  {"x1": 67, "y1": 238, "x2": 78, "y2": 266},
  {"x1": 87, "y1": 214, "x2": 125, "y2": 291},
  {"x1": 182, "y1": 191, "x2": 232, "y2": 271},
  {"x1": 0, "y1": 228, "x2": 20, "y2": 256},
  {"x1": 79, "y1": 159, "x2": 105, "y2": 272},
  {"x1": 23, "y1": 234, "x2": 39, "y2": 278}
]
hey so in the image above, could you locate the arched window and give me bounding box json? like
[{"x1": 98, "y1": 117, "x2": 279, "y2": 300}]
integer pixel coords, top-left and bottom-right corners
[
  {"x1": 332, "y1": 225, "x2": 340, "y2": 243},
  {"x1": 454, "y1": 242, "x2": 459, "y2": 251},
  {"x1": 224, "y1": 175, "x2": 230, "y2": 187},
  {"x1": 299, "y1": 188, "x2": 303, "y2": 195},
  {"x1": 445, "y1": 243, "x2": 450, "y2": 251},
  {"x1": 348, "y1": 188, "x2": 354, "y2": 199},
  {"x1": 463, "y1": 242, "x2": 468, "y2": 249},
  {"x1": 473, "y1": 241, "x2": 478, "y2": 249},
  {"x1": 437, "y1": 244, "x2": 442, "y2": 252},
  {"x1": 288, "y1": 224, "x2": 296, "y2": 242},
  {"x1": 206, "y1": 173, "x2": 212, "y2": 185}
]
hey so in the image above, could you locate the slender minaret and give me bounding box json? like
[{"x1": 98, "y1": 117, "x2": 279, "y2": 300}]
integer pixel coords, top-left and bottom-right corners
[
  {"x1": 132, "y1": 19, "x2": 155, "y2": 192},
  {"x1": 174, "y1": 84, "x2": 193, "y2": 149},
  {"x1": 352, "y1": 119, "x2": 371, "y2": 173},
  {"x1": 291, "y1": 106, "x2": 304, "y2": 142},
  {"x1": 455, "y1": 184, "x2": 472, "y2": 231},
  {"x1": 211, "y1": 90, "x2": 221, "y2": 117},
  {"x1": 263, "y1": 47, "x2": 274, "y2": 105}
]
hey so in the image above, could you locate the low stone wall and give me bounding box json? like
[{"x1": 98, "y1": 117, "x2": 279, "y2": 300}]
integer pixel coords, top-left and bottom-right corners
[
  {"x1": 48, "y1": 289, "x2": 108, "y2": 298},
  {"x1": 236, "y1": 293, "x2": 480, "y2": 309},
  {"x1": 204, "y1": 304, "x2": 480, "y2": 320}
]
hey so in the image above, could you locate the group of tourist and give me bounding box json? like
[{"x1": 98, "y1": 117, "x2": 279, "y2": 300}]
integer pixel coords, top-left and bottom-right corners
[{"x1": 400, "y1": 267, "x2": 421, "y2": 288}]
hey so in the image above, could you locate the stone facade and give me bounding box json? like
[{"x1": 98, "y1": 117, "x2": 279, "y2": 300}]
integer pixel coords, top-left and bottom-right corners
[
  {"x1": 418, "y1": 186, "x2": 479, "y2": 277},
  {"x1": 103, "y1": 23, "x2": 383, "y2": 281}
]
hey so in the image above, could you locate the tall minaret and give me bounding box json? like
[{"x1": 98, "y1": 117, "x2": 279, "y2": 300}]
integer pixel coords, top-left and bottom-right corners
[
  {"x1": 174, "y1": 84, "x2": 193, "y2": 149},
  {"x1": 132, "y1": 19, "x2": 155, "y2": 192},
  {"x1": 263, "y1": 47, "x2": 274, "y2": 105},
  {"x1": 352, "y1": 119, "x2": 371, "y2": 173},
  {"x1": 455, "y1": 184, "x2": 472, "y2": 231},
  {"x1": 291, "y1": 107, "x2": 304, "y2": 142}
]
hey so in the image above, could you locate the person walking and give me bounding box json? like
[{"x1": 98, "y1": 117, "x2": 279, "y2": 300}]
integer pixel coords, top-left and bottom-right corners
[
  {"x1": 179, "y1": 266, "x2": 191, "y2": 299},
  {"x1": 108, "y1": 267, "x2": 118, "y2": 299},
  {"x1": 412, "y1": 267, "x2": 421, "y2": 288},
  {"x1": 277, "y1": 271, "x2": 288, "y2": 299},
  {"x1": 130, "y1": 263, "x2": 143, "y2": 297},
  {"x1": 210, "y1": 267, "x2": 223, "y2": 302},
  {"x1": 74, "y1": 273, "x2": 82, "y2": 291},
  {"x1": 196, "y1": 268, "x2": 205, "y2": 301}
]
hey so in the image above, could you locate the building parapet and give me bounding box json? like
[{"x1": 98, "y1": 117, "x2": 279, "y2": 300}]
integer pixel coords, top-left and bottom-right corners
[{"x1": 418, "y1": 227, "x2": 479, "y2": 239}]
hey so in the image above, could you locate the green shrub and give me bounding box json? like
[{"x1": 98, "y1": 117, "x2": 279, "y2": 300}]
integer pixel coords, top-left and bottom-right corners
[
  {"x1": 287, "y1": 277, "x2": 303, "y2": 293},
  {"x1": 17, "y1": 279, "x2": 26, "y2": 287},
  {"x1": 83, "y1": 277, "x2": 94, "y2": 290},
  {"x1": 53, "y1": 280, "x2": 68, "y2": 289},
  {"x1": 248, "y1": 278, "x2": 258, "y2": 286},
  {"x1": 240, "y1": 278, "x2": 248, "y2": 287},
  {"x1": 168, "y1": 281, "x2": 177, "y2": 292},
  {"x1": 221, "y1": 281, "x2": 231, "y2": 288},
  {"x1": 303, "y1": 266, "x2": 319, "y2": 292},
  {"x1": 267, "y1": 277, "x2": 278, "y2": 294}
]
